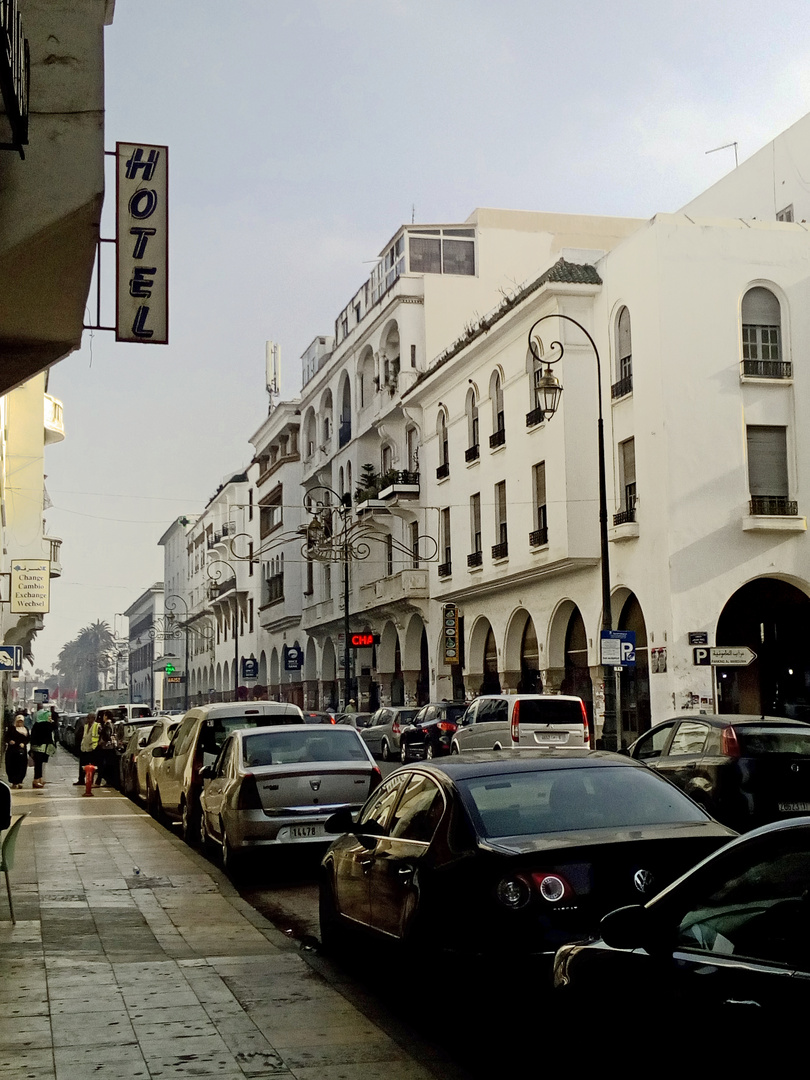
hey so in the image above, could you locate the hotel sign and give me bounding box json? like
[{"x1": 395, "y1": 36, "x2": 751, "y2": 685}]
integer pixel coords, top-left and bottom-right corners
[
  {"x1": 116, "y1": 142, "x2": 168, "y2": 344},
  {"x1": 443, "y1": 604, "x2": 460, "y2": 665},
  {"x1": 10, "y1": 559, "x2": 50, "y2": 613}
]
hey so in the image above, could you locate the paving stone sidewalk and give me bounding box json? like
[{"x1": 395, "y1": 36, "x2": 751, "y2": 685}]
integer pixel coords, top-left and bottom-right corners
[{"x1": 0, "y1": 749, "x2": 464, "y2": 1080}]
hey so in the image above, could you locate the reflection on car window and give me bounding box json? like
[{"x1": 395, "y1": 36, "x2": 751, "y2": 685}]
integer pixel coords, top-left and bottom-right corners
[
  {"x1": 388, "y1": 775, "x2": 444, "y2": 843},
  {"x1": 676, "y1": 836, "x2": 810, "y2": 969},
  {"x1": 457, "y1": 766, "x2": 708, "y2": 838},
  {"x1": 669, "y1": 721, "x2": 709, "y2": 757},
  {"x1": 358, "y1": 774, "x2": 408, "y2": 831}
]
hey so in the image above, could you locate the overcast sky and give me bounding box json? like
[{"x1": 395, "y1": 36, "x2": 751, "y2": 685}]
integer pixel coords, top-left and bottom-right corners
[{"x1": 35, "y1": 0, "x2": 810, "y2": 674}]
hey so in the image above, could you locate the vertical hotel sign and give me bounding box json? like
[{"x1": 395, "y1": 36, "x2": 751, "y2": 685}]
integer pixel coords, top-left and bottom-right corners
[
  {"x1": 116, "y1": 143, "x2": 168, "y2": 344},
  {"x1": 443, "y1": 604, "x2": 460, "y2": 665},
  {"x1": 10, "y1": 560, "x2": 50, "y2": 614}
]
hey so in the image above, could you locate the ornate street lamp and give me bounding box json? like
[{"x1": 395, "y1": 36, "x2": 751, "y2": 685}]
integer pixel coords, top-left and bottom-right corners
[
  {"x1": 527, "y1": 313, "x2": 618, "y2": 750},
  {"x1": 164, "y1": 594, "x2": 214, "y2": 710}
]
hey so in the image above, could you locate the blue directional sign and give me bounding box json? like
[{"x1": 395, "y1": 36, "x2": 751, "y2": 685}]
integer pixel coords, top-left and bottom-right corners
[
  {"x1": 0, "y1": 645, "x2": 23, "y2": 671},
  {"x1": 600, "y1": 630, "x2": 636, "y2": 667}
]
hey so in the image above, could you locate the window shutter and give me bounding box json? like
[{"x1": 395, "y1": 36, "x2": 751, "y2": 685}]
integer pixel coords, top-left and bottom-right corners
[
  {"x1": 742, "y1": 287, "x2": 780, "y2": 326},
  {"x1": 747, "y1": 426, "x2": 788, "y2": 496}
]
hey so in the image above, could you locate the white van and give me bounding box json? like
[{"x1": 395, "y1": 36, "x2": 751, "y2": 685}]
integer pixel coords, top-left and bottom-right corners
[{"x1": 451, "y1": 694, "x2": 590, "y2": 753}]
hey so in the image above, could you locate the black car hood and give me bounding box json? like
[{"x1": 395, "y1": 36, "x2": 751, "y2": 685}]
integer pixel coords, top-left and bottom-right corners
[{"x1": 481, "y1": 820, "x2": 736, "y2": 856}]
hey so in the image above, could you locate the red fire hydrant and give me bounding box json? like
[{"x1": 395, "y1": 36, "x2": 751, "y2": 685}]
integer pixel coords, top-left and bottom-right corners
[{"x1": 82, "y1": 764, "x2": 96, "y2": 797}]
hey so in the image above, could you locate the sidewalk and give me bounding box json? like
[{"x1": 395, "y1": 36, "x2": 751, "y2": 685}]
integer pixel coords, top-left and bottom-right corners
[{"x1": 0, "y1": 749, "x2": 463, "y2": 1080}]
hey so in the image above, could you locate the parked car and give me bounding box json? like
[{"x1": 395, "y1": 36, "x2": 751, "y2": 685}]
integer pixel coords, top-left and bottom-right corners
[
  {"x1": 336, "y1": 711, "x2": 373, "y2": 729},
  {"x1": 451, "y1": 694, "x2": 590, "y2": 753},
  {"x1": 302, "y1": 711, "x2": 338, "y2": 725},
  {"x1": 628, "y1": 714, "x2": 810, "y2": 831},
  {"x1": 553, "y1": 816, "x2": 810, "y2": 1027},
  {"x1": 120, "y1": 716, "x2": 181, "y2": 800},
  {"x1": 148, "y1": 701, "x2": 304, "y2": 843},
  {"x1": 359, "y1": 707, "x2": 419, "y2": 760},
  {"x1": 60, "y1": 713, "x2": 85, "y2": 753},
  {"x1": 200, "y1": 724, "x2": 381, "y2": 872},
  {"x1": 400, "y1": 702, "x2": 468, "y2": 761},
  {"x1": 318, "y1": 750, "x2": 735, "y2": 958}
]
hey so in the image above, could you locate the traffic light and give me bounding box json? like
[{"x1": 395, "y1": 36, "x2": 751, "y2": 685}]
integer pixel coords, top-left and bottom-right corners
[{"x1": 165, "y1": 662, "x2": 175, "y2": 674}]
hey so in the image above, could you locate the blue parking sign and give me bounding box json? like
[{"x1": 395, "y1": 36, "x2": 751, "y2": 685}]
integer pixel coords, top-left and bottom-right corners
[{"x1": 600, "y1": 630, "x2": 636, "y2": 667}]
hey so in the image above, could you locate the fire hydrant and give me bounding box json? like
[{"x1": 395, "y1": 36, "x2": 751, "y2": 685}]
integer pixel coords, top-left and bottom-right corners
[{"x1": 82, "y1": 764, "x2": 96, "y2": 797}]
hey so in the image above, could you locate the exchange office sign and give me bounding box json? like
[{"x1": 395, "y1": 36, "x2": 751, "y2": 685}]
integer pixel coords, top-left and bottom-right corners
[
  {"x1": 10, "y1": 559, "x2": 50, "y2": 613},
  {"x1": 116, "y1": 142, "x2": 169, "y2": 344}
]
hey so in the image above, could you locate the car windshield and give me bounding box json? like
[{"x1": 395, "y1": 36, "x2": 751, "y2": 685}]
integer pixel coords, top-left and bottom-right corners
[
  {"x1": 242, "y1": 729, "x2": 368, "y2": 766},
  {"x1": 735, "y1": 726, "x2": 810, "y2": 755},
  {"x1": 514, "y1": 699, "x2": 583, "y2": 725},
  {"x1": 202, "y1": 714, "x2": 287, "y2": 754},
  {"x1": 457, "y1": 765, "x2": 709, "y2": 837}
]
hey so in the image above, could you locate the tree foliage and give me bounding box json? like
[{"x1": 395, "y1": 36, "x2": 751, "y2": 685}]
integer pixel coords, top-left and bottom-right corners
[{"x1": 56, "y1": 621, "x2": 116, "y2": 698}]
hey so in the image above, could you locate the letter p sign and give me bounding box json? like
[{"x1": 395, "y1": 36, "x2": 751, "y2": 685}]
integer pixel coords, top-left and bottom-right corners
[{"x1": 693, "y1": 648, "x2": 710, "y2": 666}]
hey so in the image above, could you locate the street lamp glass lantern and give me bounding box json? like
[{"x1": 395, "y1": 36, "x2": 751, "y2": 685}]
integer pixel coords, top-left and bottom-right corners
[{"x1": 537, "y1": 367, "x2": 563, "y2": 418}]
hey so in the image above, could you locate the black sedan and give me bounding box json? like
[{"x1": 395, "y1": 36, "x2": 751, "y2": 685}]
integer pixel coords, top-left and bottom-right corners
[
  {"x1": 629, "y1": 713, "x2": 810, "y2": 831},
  {"x1": 553, "y1": 817, "x2": 810, "y2": 1033},
  {"x1": 318, "y1": 751, "x2": 736, "y2": 960},
  {"x1": 399, "y1": 702, "x2": 467, "y2": 761}
]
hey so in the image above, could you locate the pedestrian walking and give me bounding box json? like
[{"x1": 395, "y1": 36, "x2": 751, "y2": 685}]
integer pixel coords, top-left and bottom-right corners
[
  {"x1": 4, "y1": 715, "x2": 29, "y2": 789},
  {"x1": 29, "y1": 707, "x2": 57, "y2": 789},
  {"x1": 95, "y1": 713, "x2": 117, "y2": 787},
  {"x1": 79, "y1": 712, "x2": 100, "y2": 785}
]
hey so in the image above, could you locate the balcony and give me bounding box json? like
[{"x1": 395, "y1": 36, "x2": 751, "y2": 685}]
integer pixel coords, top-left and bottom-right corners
[
  {"x1": 438, "y1": 561, "x2": 452, "y2": 578},
  {"x1": 436, "y1": 462, "x2": 450, "y2": 480},
  {"x1": 46, "y1": 536, "x2": 62, "y2": 577},
  {"x1": 613, "y1": 507, "x2": 636, "y2": 526},
  {"x1": 467, "y1": 550, "x2": 483, "y2": 568},
  {"x1": 43, "y1": 394, "x2": 65, "y2": 444},
  {"x1": 209, "y1": 577, "x2": 236, "y2": 600},
  {"x1": 529, "y1": 527, "x2": 548, "y2": 547},
  {"x1": 359, "y1": 568, "x2": 428, "y2": 607},
  {"x1": 378, "y1": 471, "x2": 420, "y2": 500},
  {"x1": 525, "y1": 406, "x2": 545, "y2": 428},
  {"x1": 491, "y1": 541, "x2": 508, "y2": 560},
  {"x1": 749, "y1": 496, "x2": 798, "y2": 516},
  {"x1": 264, "y1": 572, "x2": 284, "y2": 605},
  {"x1": 611, "y1": 374, "x2": 633, "y2": 399},
  {"x1": 742, "y1": 360, "x2": 792, "y2": 379},
  {"x1": 489, "y1": 427, "x2": 506, "y2": 450},
  {"x1": 465, "y1": 444, "x2": 480, "y2": 463},
  {"x1": 743, "y1": 496, "x2": 805, "y2": 532}
]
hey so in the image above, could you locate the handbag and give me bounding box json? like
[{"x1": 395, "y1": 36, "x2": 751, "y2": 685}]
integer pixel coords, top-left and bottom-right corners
[{"x1": 46, "y1": 743, "x2": 57, "y2": 756}]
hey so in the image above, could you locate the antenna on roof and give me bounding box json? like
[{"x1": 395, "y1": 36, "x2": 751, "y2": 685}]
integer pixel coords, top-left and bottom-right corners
[
  {"x1": 265, "y1": 341, "x2": 280, "y2": 414},
  {"x1": 705, "y1": 141, "x2": 739, "y2": 168}
]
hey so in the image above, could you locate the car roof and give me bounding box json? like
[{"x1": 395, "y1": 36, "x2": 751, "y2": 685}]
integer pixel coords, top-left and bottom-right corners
[
  {"x1": 422, "y1": 749, "x2": 640, "y2": 781},
  {"x1": 232, "y1": 724, "x2": 363, "y2": 738},
  {"x1": 655, "y1": 714, "x2": 810, "y2": 728}
]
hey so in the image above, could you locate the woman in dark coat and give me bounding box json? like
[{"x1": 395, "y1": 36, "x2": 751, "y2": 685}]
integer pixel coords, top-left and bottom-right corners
[
  {"x1": 29, "y1": 708, "x2": 57, "y2": 789},
  {"x1": 4, "y1": 714, "x2": 29, "y2": 788}
]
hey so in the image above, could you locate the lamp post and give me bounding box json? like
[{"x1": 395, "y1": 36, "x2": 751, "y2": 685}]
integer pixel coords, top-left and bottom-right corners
[
  {"x1": 527, "y1": 313, "x2": 618, "y2": 750},
  {"x1": 206, "y1": 561, "x2": 242, "y2": 700}
]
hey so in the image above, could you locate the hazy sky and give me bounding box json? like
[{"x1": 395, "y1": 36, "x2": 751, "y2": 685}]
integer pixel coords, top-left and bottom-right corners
[{"x1": 35, "y1": 0, "x2": 810, "y2": 672}]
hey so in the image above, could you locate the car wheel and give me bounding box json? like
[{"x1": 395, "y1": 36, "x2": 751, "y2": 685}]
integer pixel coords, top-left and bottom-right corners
[
  {"x1": 153, "y1": 786, "x2": 166, "y2": 824},
  {"x1": 199, "y1": 810, "x2": 213, "y2": 852},
  {"x1": 181, "y1": 797, "x2": 200, "y2": 847},
  {"x1": 451, "y1": 742, "x2": 460, "y2": 755},
  {"x1": 318, "y1": 874, "x2": 349, "y2": 955},
  {"x1": 381, "y1": 739, "x2": 391, "y2": 762},
  {"x1": 426, "y1": 743, "x2": 435, "y2": 761},
  {"x1": 221, "y1": 825, "x2": 243, "y2": 877},
  {"x1": 400, "y1": 742, "x2": 408, "y2": 763}
]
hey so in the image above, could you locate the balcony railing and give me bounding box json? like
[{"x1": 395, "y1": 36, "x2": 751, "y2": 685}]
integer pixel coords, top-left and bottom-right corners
[
  {"x1": 529, "y1": 527, "x2": 548, "y2": 547},
  {"x1": 525, "y1": 406, "x2": 545, "y2": 427},
  {"x1": 338, "y1": 419, "x2": 352, "y2": 447},
  {"x1": 749, "y1": 495, "x2": 798, "y2": 516},
  {"x1": 611, "y1": 374, "x2": 633, "y2": 399},
  {"x1": 378, "y1": 471, "x2": 420, "y2": 500},
  {"x1": 467, "y1": 550, "x2": 483, "y2": 568},
  {"x1": 613, "y1": 507, "x2": 636, "y2": 526},
  {"x1": 489, "y1": 427, "x2": 506, "y2": 449},
  {"x1": 465, "y1": 444, "x2": 480, "y2": 462},
  {"x1": 438, "y1": 561, "x2": 452, "y2": 578},
  {"x1": 436, "y1": 462, "x2": 450, "y2": 480},
  {"x1": 209, "y1": 577, "x2": 236, "y2": 599},
  {"x1": 491, "y1": 541, "x2": 508, "y2": 559},
  {"x1": 742, "y1": 359, "x2": 793, "y2": 379}
]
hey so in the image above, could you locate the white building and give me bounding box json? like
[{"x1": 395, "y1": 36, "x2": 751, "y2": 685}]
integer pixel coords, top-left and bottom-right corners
[{"x1": 125, "y1": 583, "x2": 164, "y2": 709}]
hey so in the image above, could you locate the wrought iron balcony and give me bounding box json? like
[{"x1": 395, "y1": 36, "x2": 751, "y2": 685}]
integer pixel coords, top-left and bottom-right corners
[
  {"x1": 611, "y1": 374, "x2": 633, "y2": 399},
  {"x1": 438, "y1": 561, "x2": 452, "y2": 578},
  {"x1": 529, "y1": 527, "x2": 548, "y2": 547},
  {"x1": 749, "y1": 495, "x2": 798, "y2": 516},
  {"x1": 489, "y1": 427, "x2": 506, "y2": 449},
  {"x1": 378, "y1": 471, "x2": 420, "y2": 500},
  {"x1": 436, "y1": 462, "x2": 450, "y2": 480},
  {"x1": 467, "y1": 550, "x2": 483, "y2": 568},
  {"x1": 525, "y1": 406, "x2": 545, "y2": 427},
  {"x1": 742, "y1": 359, "x2": 792, "y2": 379},
  {"x1": 465, "y1": 444, "x2": 480, "y2": 462},
  {"x1": 491, "y1": 541, "x2": 508, "y2": 559},
  {"x1": 613, "y1": 507, "x2": 636, "y2": 526}
]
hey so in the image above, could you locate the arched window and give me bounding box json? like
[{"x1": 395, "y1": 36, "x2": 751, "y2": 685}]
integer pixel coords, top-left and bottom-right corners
[
  {"x1": 339, "y1": 378, "x2": 351, "y2": 446},
  {"x1": 489, "y1": 372, "x2": 505, "y2": 449},
  {"x1": 465, "y1": 389, "x2": 479, "y2": 461},
  {"x1": 436, "y1": 411, "x2": 449, "y2": 479},
  {"x1": 613, "y1": 307, "x2": 632, "y2": 397},
  {"x1": 742, "y1": 287, "x2": 787, "y2": 378}
]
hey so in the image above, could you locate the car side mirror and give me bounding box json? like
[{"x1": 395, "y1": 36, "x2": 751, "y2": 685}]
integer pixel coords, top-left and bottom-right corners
[
  {"x1": 600, "y1": 904, "x2": 668, "y2": 954},
  {"x1": 325, "y1": 807, "x2": 355, "y2": 834},
  {"x1": 152, "y1": 746, "x2": 167, "y2": 759},
  {"x1": 199, "y1": 765, "x2": 215, "y2": 780}
]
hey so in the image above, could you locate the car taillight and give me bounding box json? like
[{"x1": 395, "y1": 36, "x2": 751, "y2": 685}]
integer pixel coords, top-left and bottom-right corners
[
  {"x1": 392, "y1": 719, "x2": 401, "y2": 735},
  {"x1": 437, "y1": 722, "x2": 457, "y2": 733},
  {"x1": 511, "y1": 700, "x2": 520, "y2": 744},
  {"x1": 721, "y1": 725, "x2": 741, "y2": 758},
  {"x1": 329, "y1": 716, "x2": 336, "y2": 724},
  {"x1": 531, "y1": 872, "x2": 574, "y2": 903},
  {"x1": 496, "y1": 876, "x2": 532, "y2": 909},
  {"x1": 369, "y1": 766, "x2": 382, "y2": 792},
  {"x1": 237, "y1": 773, "x2": 262, "y2": 810},
  {"x1": 581, "y1": 700, "x2": 590, "y2": 746}
]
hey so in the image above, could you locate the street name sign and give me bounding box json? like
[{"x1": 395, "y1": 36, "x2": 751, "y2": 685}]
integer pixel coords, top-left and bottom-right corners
[{"x1": 693, "y1": 646, "x2": 756, "y2": 667}]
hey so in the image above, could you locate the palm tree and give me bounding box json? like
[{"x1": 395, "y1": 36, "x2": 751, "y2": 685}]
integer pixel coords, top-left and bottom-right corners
[{"x1": 56, "y1": 621, "x2": 116, "y2": 698}]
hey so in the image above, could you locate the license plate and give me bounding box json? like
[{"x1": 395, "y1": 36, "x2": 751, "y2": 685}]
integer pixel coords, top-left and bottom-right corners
[
  {"x1": 779, "y1": 802, "x2": 810, "y2": 812},
  {"x1": 285, "y1": 824, "x2": 324, "y2": 840},
  {"x1": 534, "y1": 732, "x2": 567, "y2": 744}
]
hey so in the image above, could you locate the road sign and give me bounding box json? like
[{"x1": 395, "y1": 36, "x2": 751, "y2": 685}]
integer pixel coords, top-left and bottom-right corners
[
  {"x1": 0, "y1": 645, "x2": 23, "y2": 671},
  {"x1": 601, "y1": 630, "x2": 636, "y2": 667},
  {"x1": 693, "y1": 646, "x2": 757, "y2": 667}
]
